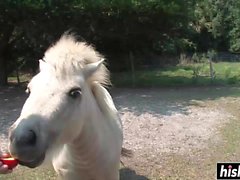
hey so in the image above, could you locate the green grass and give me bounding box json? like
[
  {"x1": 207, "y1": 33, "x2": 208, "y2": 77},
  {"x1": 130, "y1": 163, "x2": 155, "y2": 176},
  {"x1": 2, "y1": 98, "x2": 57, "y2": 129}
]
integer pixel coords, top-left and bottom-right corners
[
  {"x1": 7, "y1": 62, "x2": 240, "y2": 87},
  {"x1": 8, "y1": 73, "x2": 32, "y2": 84},
  {"x1": 0, "y1": 166, "x2": 56, "y2": 180},
  {"x1": 111, "y1": 62, "x2": 240, "y2": 87}
]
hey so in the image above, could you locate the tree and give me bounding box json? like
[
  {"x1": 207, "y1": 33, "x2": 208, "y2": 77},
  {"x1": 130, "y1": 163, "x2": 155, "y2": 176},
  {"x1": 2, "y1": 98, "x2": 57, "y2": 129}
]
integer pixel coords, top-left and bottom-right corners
[
  {"x1": 194, "y1": 0, "x2": 240, "y2": 52},
  {"x1": 0, "y1": 1, "x2": 16, "y2": 85},
  {"x1": 228, "y1": 1, "x2": 240, "y2": 52},
  {"x1": 0, "y1": 0, "x2": 199, "y2": 85}
]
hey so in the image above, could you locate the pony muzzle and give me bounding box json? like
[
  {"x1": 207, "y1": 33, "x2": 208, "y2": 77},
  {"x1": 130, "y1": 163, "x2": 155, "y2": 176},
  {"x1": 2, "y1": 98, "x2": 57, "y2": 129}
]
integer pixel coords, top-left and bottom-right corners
[{"x1": 8, "y1": 116, "x2": 46, "y2": 168}]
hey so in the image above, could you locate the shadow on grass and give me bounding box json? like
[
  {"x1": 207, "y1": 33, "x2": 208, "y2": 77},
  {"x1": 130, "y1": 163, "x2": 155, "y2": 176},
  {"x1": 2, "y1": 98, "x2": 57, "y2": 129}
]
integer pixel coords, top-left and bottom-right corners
[{"x1": 120, "y1": 168, "x2": 150, "y2": 180}]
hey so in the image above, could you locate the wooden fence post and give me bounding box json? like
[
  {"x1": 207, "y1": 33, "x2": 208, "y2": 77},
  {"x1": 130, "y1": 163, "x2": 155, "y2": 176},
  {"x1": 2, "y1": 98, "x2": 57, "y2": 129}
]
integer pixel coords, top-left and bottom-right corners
[
  {"x1": 209, "y1": 56, "x2": 215, "y2": 82},
  {"x1": 129, "y1": 51, "x2": 135, "y2": 87}
]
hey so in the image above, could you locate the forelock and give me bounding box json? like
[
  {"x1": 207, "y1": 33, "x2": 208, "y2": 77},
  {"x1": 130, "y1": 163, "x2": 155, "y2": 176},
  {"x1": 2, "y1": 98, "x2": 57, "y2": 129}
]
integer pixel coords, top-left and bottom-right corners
[{"x1": 43, "y1": 34, "x2": 110, "y2": 86}]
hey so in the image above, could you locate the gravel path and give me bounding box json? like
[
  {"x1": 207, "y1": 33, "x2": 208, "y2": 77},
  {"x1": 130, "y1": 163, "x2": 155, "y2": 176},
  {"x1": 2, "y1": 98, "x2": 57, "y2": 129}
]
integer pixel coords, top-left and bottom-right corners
[
  {"x1": 111, "y1": 87, "x2": 235, "y2": 177},
  {"x1": 0, "y1": 86, "x2": 237, "y2": 179},
  {"x1": 0, "y1": 87, "x2": 27, "y2": 152},
  {"x1": 112, "y1": 88, "x2": 232, "y2": 152}
]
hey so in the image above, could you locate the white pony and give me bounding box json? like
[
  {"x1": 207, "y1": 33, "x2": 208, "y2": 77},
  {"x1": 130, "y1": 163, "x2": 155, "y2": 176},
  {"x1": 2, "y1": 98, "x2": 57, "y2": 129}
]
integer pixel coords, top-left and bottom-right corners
[{"x1": 8, "y1": 34, "x2": 124, "y2": 180}]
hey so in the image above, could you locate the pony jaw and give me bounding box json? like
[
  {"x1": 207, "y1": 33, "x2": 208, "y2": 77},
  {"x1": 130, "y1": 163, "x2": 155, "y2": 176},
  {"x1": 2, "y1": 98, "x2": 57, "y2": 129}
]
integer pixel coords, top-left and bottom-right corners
[{"x1": 18, "y1": 152, "x2": 45, "y2": 168}]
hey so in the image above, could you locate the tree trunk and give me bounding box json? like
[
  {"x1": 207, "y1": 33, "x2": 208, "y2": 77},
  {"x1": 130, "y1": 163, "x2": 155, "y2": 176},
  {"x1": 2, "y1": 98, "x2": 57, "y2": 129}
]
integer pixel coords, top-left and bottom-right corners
[
  {"x1": 0, "y1": 57, "x2": 8, "y2": 86},
  {"x1": 129, "y1": 51, "x2": 136, "y2": 87},
  {"x1": 16, "y1": 68, "x2": 20, "y2": 85},
  {"x1": 209, "y1": 58, "x2": 215, "y2": 82},
  {"x1": 0, "y1": 25, "x2": 14, "y2": 86}
]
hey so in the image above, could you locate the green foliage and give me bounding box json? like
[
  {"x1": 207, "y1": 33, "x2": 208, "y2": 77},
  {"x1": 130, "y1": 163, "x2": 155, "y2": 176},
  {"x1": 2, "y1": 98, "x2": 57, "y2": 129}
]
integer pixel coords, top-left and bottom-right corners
[
  {"x1": 228, "y1": 1, "x2": 240, "y2": 52},
  {"x1": 0, "y1": 0, "x2": 197, "y2": 78},
  {"x1": 1, "y1": 0, "x2": 240, "y2": 85},
  {"x1": 195, "y1": 0, "x2": 240, "y2": 52}
]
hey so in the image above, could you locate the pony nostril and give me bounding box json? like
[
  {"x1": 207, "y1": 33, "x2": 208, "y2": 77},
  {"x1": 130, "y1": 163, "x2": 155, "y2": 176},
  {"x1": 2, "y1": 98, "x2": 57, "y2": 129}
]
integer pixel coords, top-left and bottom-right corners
[
  {"x1": 17, "y1": 130, "x2": 37, "y2": 146},
  {"x1": 27, "y1": 130, "x2": 37, "y2": 146}
]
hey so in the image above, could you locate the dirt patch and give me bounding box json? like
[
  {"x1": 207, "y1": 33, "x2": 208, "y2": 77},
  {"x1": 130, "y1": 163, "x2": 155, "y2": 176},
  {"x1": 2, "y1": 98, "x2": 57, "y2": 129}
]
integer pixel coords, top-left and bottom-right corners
[
  {"x1": 121, "y1": 106, "x2": 229, "y2": 154},
  {"x1": 113, "y1": 88, "x2": 233, "y2": 153},
  {"x1": 0, "y1": 87, "x2": 27, "y2": 152},
  {"x1": 111, "y1": 87, "x2": 238, "y2": 178}
]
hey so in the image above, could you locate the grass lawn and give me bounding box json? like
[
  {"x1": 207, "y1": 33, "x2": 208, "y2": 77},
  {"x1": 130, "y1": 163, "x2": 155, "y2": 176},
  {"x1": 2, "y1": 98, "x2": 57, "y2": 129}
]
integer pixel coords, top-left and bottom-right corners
[
  {"x1": 111, "y1": 62, "x2": 240, "y2": 87},
  {"x1": 0, "y1": 166, "x2": 56, "y2": 180},
  {"x1": 8, "y1": 62, "x2": 240, "y2": 88}
]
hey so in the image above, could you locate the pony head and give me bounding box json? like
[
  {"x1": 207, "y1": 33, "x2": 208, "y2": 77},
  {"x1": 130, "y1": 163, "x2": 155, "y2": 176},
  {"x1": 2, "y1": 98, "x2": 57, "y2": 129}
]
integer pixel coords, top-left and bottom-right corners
[{"x1": 8, "y1": 34, "x2": 110, "y2": 168}]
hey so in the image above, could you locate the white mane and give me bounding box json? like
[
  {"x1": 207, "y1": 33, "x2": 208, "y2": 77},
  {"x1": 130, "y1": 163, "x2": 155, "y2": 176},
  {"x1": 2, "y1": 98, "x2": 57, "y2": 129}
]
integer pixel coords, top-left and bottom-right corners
[{"x1": 43, "y1": 34, "x2": 110, "y2": 86}]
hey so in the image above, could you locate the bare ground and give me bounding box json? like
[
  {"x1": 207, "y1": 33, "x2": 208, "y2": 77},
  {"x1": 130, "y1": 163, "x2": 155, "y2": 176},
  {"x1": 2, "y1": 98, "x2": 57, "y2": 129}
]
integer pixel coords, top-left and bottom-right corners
[{"x1": 1, "y1": 86, "x2": 240, "y2": 179}]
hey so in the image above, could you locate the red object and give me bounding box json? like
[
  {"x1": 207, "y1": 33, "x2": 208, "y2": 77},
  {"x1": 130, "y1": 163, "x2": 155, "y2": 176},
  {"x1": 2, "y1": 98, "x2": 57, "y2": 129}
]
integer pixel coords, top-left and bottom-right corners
[{"x1": 0, "y1": 157, "x2": 19, "y2": 169}]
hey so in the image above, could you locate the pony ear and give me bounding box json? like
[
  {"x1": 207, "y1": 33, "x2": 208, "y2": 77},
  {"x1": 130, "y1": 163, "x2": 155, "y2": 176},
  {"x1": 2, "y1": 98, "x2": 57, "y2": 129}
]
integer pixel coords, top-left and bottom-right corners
[
  {"x1": 39, "y1": 59, "x2": 53, "y2": 72},
  {"x1": 83, "y1": 58, "x2": 104, "y2": 78}
]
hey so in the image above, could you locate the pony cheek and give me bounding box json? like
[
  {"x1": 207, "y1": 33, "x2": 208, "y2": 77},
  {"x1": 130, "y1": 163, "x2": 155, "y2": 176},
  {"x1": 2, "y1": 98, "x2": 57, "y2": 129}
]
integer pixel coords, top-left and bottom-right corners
[
  {"x1": 45, "y1": 118, "x2": 72, "y2": 144},
  {"x1": 57, "y1": 117, "x2": 83, "y2": 143}
]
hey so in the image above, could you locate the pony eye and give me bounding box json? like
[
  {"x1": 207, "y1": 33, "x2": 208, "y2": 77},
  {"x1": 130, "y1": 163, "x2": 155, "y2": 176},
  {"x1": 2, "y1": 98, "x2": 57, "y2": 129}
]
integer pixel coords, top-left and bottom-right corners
[{"x1": 68, "y1": 88, "x2": 82, "y2": 99}]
